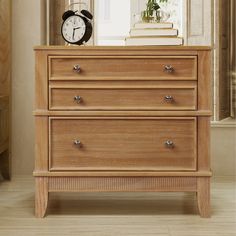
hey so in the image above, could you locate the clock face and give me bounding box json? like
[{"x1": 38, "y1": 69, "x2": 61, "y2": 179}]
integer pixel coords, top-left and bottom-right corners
[{"x1": 62, "y1": 15, "x2": 86, "y2": 43}]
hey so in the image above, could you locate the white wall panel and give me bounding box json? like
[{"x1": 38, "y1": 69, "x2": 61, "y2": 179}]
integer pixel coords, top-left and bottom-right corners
[{"x1": 184, "y1": 0, "x2": 213, "y2": 45}]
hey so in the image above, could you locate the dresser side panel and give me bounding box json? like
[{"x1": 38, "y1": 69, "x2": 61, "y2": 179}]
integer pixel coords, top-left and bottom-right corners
[
  {"x1": 35, "y1": 51, "x2": 48, "y2": 110},
  {"x1": 197, "y1": 50, "x2": 211, "y2": 172},
  {"x1": 35, "y1": 117, "x2": 48, "y2": 172},
  {"x1": 197, "y1": 117, "x2": 211, "y2": 171},
  {"x1": 197, "y1": 50, "x2": 212, "y2": 111}
]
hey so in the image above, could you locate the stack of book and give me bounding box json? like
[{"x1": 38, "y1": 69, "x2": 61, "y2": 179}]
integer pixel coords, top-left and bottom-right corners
[{"x1": 125, "y1": 22, "x2": 183, "y2": 46}]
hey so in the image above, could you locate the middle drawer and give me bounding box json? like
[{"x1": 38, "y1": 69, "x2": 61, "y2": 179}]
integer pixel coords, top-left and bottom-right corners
[{"x1": 49, "y1": 81, "x2": 197, "y2": 111}]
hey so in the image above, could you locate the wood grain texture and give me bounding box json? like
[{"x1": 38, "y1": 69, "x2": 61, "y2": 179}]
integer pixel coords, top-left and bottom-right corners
[
  {"x1": 0, "y1": 149, "x2": 10, "y2": 179},
  {"x1": 35, "y1": 177, "x2": 49, "y2": 218},
  {"x1": 49, "y1": 117, "x2": 197, "y2": 171},
  {"x1": 49, "y1": 86, "x2": 197, "y2": 111},
  {"x1": 197, "y1": 50, "x2": 212, "y2": 111},
  {"x1": 198, "y1": 117, "x2": 211, "y2": 171},
  {"x1": 34, "y1": 47, "x2": 212, "y2": 217},
  {"x1": 215, "y1": 0, "x2": 231, "y2": 120},
  {"x1": 49, "y1": 56, "x2": 197, "y2": 81},
  {"x1": 0, "y1": 0, "x2": 11, "y2": 180},
  {"x1": 49, "y1": 80, "x2": 197, "y2": 88},
  {"x1": 34, "y1": 110, "x2": 212, "y2": 117},
  {"x1": 49, "y1": 0, "x2": 67, "y2": 46},
  {"x1": 0, "y1": 96, "x2": 9, "y2": 179},
  {"x1": 35, "y1": 117, "x2": 48, "y2": 172},
  {"x1": 35, "y1": 51, "x2": 48, "y2": 110},
  {"x1": 33, "y1": 171, "x2": 212, "y2": 177},
  {"x1": 0, "y1": 96, "x2": 9, "y2": 154},
  {"x1": 197, "y1": 177, "x2": 211, "y2": 218},
  {"x1": 49, "y1": 80, "x2": 197, "y2": 111},
  {"x1": 0, "y1": 0, "x2": 11, "y2": 95},
  {"x1": 48, "y1": 177, "x2": 197, "y2": 192}
]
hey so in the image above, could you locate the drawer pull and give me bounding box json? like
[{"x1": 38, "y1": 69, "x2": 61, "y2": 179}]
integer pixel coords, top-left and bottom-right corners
[
  {"x1": 165, "y1": 140, "x2": 174, "y2": 148},
  {"x1": 164, "y1": 65, "x2": 174, "y2": 73},
  {"x1": 74, "y1": 96, "x2": 82, "y2": 103},
  {"x1": 164, "y1": 95, "x2": 174, "y2": 102},
  {"x1": 74, "y1": 140, "x2": 82, "y2": 147},
  {"x1": 73, "y1": 64, "x2": 81, "y2": 73}
]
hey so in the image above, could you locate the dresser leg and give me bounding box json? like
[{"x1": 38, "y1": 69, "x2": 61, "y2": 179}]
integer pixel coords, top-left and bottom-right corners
[
  {"x1": 35, "y1": 177, "x2": 49, "y2": 218},
  {"x1": 197, "y1": 177, "x2": 211, "y2": 218}
]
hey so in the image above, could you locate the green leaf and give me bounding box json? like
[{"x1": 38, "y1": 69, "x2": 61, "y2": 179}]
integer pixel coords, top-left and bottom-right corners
[{"x1": 153, "y1": 3, "x2": 160, "y2": 10}]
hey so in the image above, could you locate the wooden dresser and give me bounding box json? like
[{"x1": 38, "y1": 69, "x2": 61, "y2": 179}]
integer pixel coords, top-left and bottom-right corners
[{"x1": 34, "y1": 46, "x2": 212, "y2": 218}]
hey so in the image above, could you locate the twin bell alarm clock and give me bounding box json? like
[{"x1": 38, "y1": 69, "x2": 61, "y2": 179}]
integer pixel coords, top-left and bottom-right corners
[{"x1": 61, "y1": 8, "x2": 93, "y2": 45}]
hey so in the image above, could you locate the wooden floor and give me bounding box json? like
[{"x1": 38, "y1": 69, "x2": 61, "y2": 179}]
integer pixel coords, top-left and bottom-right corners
[{"x1": 0, "y1": 176, "x2": 235, "y2": 236}]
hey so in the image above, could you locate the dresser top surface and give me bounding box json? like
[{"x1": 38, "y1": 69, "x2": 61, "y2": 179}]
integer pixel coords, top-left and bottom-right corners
[{"x1": 34, "y1": 45, "x2": 212, "y2": 51}]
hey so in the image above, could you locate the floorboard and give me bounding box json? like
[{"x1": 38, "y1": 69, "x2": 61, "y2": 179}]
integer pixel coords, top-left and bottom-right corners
[{"x1": 0, "y1": 176, "x2": 235, "y2": 236}]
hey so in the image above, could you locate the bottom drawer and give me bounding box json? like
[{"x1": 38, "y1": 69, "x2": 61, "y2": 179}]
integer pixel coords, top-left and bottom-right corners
[{"x1": 49, "y1": 117, "x2": 197, "y2": 171}]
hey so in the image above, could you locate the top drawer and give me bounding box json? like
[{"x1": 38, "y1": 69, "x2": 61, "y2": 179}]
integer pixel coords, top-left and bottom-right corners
[{"x1": 49, "y1": 56, "x2": 197, "y2": 81}]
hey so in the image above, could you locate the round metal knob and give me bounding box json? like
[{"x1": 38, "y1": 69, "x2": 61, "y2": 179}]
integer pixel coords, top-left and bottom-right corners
[
  {"x1": 74, "y1": 140, "x2": 81, "y2": 147},
  {"x1": 165, "y1": 140, "x2": 174, "y2": 148},
  {"x1": 164, "y1": 95, "x2": 174, "y2": 102},
  {"x1": 74, "y1": 96, "x2": 82, "y2": 103},
  {"x1": 164, "y1": 65, "x2": 174, "y2": 73},
  {"x1": 73, "y1": 64, "x2": 81, "y2": 73}
]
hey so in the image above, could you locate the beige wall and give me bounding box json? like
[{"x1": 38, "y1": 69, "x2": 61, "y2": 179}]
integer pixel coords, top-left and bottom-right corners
[
  {"x1": 211, "y1": 126, "x2": 236, "y2": 176},
  {"x1": 12, "y1": 0, "x2": 45, "y2": 175}
]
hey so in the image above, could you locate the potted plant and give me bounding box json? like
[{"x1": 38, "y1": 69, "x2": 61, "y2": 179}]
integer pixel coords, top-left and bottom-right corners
[{"x1": 141, "y1": 0, "x2": 168, "y2": 23}]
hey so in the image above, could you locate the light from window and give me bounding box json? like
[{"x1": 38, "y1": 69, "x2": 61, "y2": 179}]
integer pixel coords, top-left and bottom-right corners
[{"x1": 96, "y1": 0, "x2": 131, "y2": 45}]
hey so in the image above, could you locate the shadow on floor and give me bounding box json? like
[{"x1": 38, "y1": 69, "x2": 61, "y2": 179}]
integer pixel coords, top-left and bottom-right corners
[{"x1": 47, "y1": 192, "x2": 198, "y2": 216}]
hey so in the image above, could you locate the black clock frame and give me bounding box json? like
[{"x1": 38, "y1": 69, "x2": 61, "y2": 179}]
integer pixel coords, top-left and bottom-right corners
[{"x1": 61, "y1": 10, "x2": 93, "y2": 45}]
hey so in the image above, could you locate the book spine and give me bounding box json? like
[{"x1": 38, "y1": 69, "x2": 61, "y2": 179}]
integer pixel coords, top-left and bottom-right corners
[{"x1": 134, "y1": 23, "x2": 173, "y2": 29}]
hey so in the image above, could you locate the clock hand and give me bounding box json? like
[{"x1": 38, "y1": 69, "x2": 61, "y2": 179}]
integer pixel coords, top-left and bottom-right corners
[
  {"x1": 73, "y1": 27, "x2": 80, "y2": 40},
  {"x1": 73, "y1": 28, "x2": 76, "y2": 40}
]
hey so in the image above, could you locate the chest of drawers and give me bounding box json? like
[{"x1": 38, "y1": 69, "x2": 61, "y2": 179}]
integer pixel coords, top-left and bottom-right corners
[{"x1": 34, "y1": 46, "x2": 212, "y2": 218}]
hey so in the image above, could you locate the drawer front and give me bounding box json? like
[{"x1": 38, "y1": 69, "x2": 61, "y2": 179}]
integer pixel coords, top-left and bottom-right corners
[
  {"x1": 49, "y1": 87, "x2": 197, "y2": 111},
  {"x1": 49, "y1": 118, "x2": 197, "y2": 171},
  {"x1": 49, "y1": 56, "x2": 197, "y2": 80}
]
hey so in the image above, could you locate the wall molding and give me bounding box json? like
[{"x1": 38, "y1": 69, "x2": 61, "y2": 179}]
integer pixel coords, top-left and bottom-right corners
[
  {"x1": 188, "y1": 0, "x2": 204, "y2": 37},
  {"x1": 183, "y1": 0, "x2": 213, "y2": 46}
]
